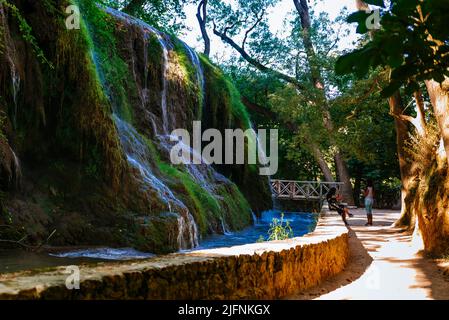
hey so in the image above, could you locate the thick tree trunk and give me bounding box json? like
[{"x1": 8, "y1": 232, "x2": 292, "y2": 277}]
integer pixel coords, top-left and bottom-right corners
[
  {"x1": 196, "y1": 0, "x2": 211, "y2": 57},
  {"x1": 425, "y1": 79, "x2": 449, "y2": 162},
  {"x1": 241, "y1": 97, "x2": 335, "y2": 182},
  {"x1": 390, "y1": 92, "x2": 415, "y2": 227},
  {"x1": 311, "y1": 145, "x2": 334, "y2": 182},
  {"x1": 414, "y1": 90, "x2": 427, "y2": 137},
  {"x1": 334, "y1": 153, "x2": 355, "y2": 206},
  {"x1": 294, "y1": 0, "x2": 354, "y2": 204}
]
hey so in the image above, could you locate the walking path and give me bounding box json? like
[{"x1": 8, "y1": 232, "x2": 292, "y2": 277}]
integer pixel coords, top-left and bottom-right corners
[{"x1": 288, "y1": 209, "x2": 449, "y2": 300}]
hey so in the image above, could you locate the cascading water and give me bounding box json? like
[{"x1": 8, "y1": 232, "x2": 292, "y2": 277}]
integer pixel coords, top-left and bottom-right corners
[
  {"x1": 113, "y1": 115, "x2": 199, "y2": 249},
  {"x1": 250, "y1": 121, "x2": 276, "y2": 209},
  {"x1": 0, "y1": 4, "x2": 21, "y2": 127},
  {"x1": 85, "y1": 6, "x2": 202, "y2": 250},
  {"x1": 251, "y1": 211, "x2": 258, "y2": 225},
  {"x1": 104, "y1": 7, "x2": 172, "y2": 134},
  {"x1": 220, "y1": 218, "x2": 233, "y2": 235},
  {"x1": 9, "y1": 147, "x2": 21, "y2": 188},
  {"x1": 180, "y1": 41, "x2": 205, "y2": 107}
]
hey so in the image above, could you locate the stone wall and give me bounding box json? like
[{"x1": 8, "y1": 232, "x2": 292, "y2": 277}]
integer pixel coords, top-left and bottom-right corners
[{"x1": 0, "y1": 213, "x2": 349, "y2": 300}]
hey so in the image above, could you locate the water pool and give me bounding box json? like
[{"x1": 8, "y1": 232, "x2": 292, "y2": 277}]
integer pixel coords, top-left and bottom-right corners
[
  {"x1": 0, "y1": 210, "x2": 318, "y2": 273},
  {"x1": 196, "y1": 210, "x2": 319, "y2": 250}
]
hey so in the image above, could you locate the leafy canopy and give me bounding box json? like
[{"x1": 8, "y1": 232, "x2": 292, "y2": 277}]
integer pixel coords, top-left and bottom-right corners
[{"x1": 335, "y1": 0, "x2": 449, "y2": 96}]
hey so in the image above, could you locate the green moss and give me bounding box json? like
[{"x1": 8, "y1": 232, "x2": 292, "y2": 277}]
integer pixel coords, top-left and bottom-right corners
[
  {"x1": 158, "y1": 162, "x2": 221, "y2": 235},
  {"x1": 200, "y1": 55, "x2": 251, "y2": 130},
  {"x1": 147, "y1": 34, "x2": 163, "y2": 65},
  {"x1": 1, "y1": 0, "x2": 53, "y2": 68},
  {"x1": 220, "y1": 184, "x2": 252, "y2": 230},
  {"x1": 49, "y1": 0, "x2": 126, "y2": 187},
  {"x1": 76, "y1": 0, "x2": 135, "y2": 124}
]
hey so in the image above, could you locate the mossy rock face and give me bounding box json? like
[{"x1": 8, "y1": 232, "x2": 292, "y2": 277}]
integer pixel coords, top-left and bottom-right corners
[
  {"x1": 137, "y1": 212, "x2": 180, "y2": 254},
  {"x1": 200, "y1": 57, "x2": 273, "y2": 214},
  {"x1": 0, "y1": 0, "x2": 271, "y2": 253}
]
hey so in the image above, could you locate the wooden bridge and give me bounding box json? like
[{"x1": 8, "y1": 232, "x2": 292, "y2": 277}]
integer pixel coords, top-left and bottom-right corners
[{"x1": 271, "y1": 180, "x2": 344, "y2": 201}]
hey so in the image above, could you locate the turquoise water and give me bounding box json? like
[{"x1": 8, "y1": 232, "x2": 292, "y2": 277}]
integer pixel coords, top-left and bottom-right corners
[
  {"x1": 196, "y1": 210, "x2": 319, "y2": 250},
  {"x1": 0, "y1": 210, "x2": 318, "y2": 273}
]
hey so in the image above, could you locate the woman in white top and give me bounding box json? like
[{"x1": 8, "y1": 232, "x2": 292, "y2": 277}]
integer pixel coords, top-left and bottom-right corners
[{"x1": 364, "y1": 179, "x2": 375, "y2": 226}]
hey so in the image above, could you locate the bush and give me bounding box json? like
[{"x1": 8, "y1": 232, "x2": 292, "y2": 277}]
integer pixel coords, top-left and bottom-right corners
[{"x1": 267, "y1": 214, "x2": 293, "y2": 241}]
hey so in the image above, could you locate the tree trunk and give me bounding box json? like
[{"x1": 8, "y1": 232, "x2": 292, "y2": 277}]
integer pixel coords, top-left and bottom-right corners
[
  {"x1": 390, "y1": 91, "x2": 415, "y2": 227},
  {"x1": 311, "y1": 145, "x2": 334, "y2": 182},
  {"x1": 241, "y1": 97, "x2": 335, "y2": 182},
  {"x1": 425, "y1": 79, "x2": 449, "y2": 162},
  {"x1": 414, "y1": 90, "x2": 427, "y2": 137},
  {"x1": 196, "y1": 0, "x2": 211, "y2": 57},
  {"x1": 353, "y1": 166, "x2": 362, "y2": 207},
  {"x1": 294, "y1": 0, "x2": 354, "y2": 204},
  {"x1": 334, "y1": 153, "x2": 355, "y2": 205}
]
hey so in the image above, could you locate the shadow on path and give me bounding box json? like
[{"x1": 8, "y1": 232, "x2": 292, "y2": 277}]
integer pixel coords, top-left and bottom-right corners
[{"x1": 287, "y1": 209, "x2": 449, "y2": 300}]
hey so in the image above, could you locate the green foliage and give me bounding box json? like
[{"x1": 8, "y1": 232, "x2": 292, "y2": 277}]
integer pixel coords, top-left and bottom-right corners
[
  {"x1": 336, "y1": 0, "x2": 449, "y2": 96},
  {"x1": 171, "y1": 38, "x2": 204, "y2": 116},
  {"x1": 77, "y1": 0, "x2": 135, "y2": 122},
  {"x1": 267, "y1": 213, "x2": 293, "y2": 241},
  {"x1": 0, "y1": 0, "x2": 53, "y2": 68},
  {"x1": 159, "y1": 162, "x2": 221, "y2": 235},
  {"x1": 97, "y1": 0, "x2": 188, "y2": 34},
  {"x1": 201, "y1": 55, "x2": 251, "y2": 130}
]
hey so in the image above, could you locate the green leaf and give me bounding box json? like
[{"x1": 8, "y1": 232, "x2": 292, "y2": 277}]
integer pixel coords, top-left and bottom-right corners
[
  {"x1": 432, "y1": 71, "x2": 446, "y2": 84},
  {"x1": 335, "y1": 52, "x2": 358, "y2": 75},
  {"x1": 381, "y1": 81, "x2": 402, "y2": 97},
  {"x1": 404, "y1": 81, "x2": 420, "y2": 95},
  {"x1": 347, "y1": 11, "x2": 370, "y2": 24}
]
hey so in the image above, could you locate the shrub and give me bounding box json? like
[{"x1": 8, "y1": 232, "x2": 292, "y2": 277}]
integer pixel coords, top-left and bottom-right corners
[{"x1": 267, "y1": 213, "x2": 293, "y2": 241}]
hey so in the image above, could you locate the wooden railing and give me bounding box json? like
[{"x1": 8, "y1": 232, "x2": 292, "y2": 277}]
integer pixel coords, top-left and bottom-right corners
[{"x1": 271, "y1": 180, "x2": 344, "y2": 201}]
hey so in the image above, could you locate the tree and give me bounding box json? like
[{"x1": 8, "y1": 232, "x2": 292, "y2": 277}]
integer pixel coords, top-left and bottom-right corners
[
  {"x1": 336, "y1": 0, "x2": 449, "y2": 164},
  {"x1": 196, "y1": 0, "x2": 210, "y2": 56},
  {"x1": 99, "y1": 0, "x2": 189, "y2": 33},
  {"x1": 210, "y1": 0, "x2": 358, "y2": 203},
  {"x1": 336, "y1": 0, "x2": 449, "y2": 252}
]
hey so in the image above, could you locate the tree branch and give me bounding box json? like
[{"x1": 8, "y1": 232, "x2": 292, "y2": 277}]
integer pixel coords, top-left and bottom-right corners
[
  {"x1": 213, "y1": 22, "x2": 304, "y2": 89},
  {"x1": 196, "y1": 0, "x2": 211, "y2": 57},
  {"x1": 242, "y1": 10, "x2": 265, "y2": 51}
]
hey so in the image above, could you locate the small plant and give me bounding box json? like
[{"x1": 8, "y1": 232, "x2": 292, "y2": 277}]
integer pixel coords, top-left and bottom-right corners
[
  {"x1": 0, "y1": 0, "x2": 53, "y2": 68},
  {"x1": 267, "y1": 213, "x2": 293, "y2": 241},
  {"x1": 256, "y1": 235, "x2": 265, "y2": 243}
]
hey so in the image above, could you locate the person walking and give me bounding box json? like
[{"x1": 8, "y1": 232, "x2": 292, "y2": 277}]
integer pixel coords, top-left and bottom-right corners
[{"x1": 364, "y1": 179, "x2": 375, "y2": 226}]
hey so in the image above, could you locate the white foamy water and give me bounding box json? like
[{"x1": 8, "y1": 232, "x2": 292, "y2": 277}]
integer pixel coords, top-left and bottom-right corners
[{"x1": 51, "y1": 248, "x2": 154, "y2": 261}]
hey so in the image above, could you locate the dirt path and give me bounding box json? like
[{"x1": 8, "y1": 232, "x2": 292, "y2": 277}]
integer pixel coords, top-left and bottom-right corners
[{"x1": 287, "y1": 209, "x2": 449, "y2": 300}]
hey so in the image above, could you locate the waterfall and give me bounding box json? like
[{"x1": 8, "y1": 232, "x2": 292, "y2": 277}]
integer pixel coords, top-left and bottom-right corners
[
  {"x1": 251, "y1": 211, "x2": 258, "y2": 225},
  {"x1": 158, "y1": 36, "x2": 170, "y2": 134},
  {"x1": 250, "y1": 121, "x2": 275, "y2": 209},
  {"x1": 180, "y1": 41, "x2": 205, "y2": 107},
  {"x1": 104, "y1": 7, "x2": 172, "y2": 134},
  {"x1": 220, "y1": 218, "x2": 233, "y2": 235},
  {"x1": 9, "y1": 146, "x2": 21, "y2": 188},
  {"x1": 113, "y1": 116, "x2": 199, "y2": 249},
  {"x1": 84, "y1": 6, "x2": 201, "y2": 250},
  {"x1": 0, "y1": 4, "x2": 21, "y2": 127}
]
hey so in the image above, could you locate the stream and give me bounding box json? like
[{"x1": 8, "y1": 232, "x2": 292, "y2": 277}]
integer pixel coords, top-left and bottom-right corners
[{"x1": 0, "y1": 210, "x2": 318, "y2": 274}]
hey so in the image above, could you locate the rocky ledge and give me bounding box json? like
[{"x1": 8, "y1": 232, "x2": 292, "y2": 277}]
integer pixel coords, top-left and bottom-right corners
[{"x1": 0, "y1": 212, "x2": 349, "y2": 300}]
